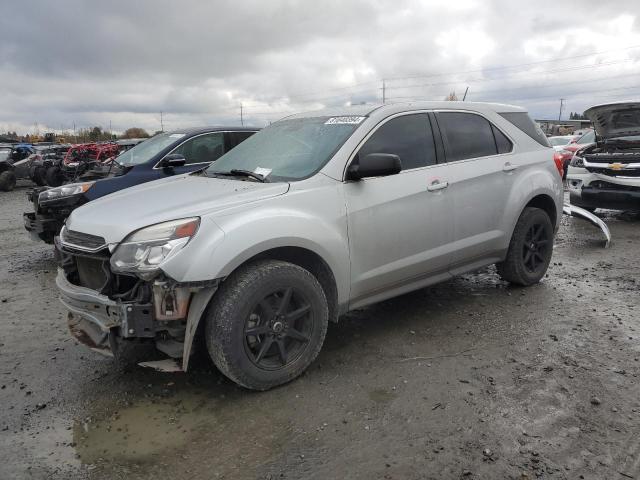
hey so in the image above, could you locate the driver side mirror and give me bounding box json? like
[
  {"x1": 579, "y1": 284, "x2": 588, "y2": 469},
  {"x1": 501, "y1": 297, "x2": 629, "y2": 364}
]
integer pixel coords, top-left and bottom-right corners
[
  {"x1": 346, "y1": 153, "x2": 402, "y2": 181},
  {"x1": 159, "y1": 154, "x2": 186, "y2": 168}
]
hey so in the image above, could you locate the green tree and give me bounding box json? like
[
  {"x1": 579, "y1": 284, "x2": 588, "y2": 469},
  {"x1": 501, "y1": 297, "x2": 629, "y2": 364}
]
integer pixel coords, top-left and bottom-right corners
[{"x1": 88, "y1": 126, "x2": 103, "y2": 141}]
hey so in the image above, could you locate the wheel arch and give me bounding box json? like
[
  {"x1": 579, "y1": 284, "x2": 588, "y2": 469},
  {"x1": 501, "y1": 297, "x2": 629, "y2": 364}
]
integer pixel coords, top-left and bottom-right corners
[
  {"x1": 524, "y1": 193, "x2": 558, "y2": 229},
  {"x1": 225, "y1": 245, "x2": 340, "y2": 323}
]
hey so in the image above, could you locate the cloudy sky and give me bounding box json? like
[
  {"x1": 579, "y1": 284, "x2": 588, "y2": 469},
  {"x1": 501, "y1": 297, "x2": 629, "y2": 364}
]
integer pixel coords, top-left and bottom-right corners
[{"x1": 1, "y1": 0, "x2": 640, "y2": 135}]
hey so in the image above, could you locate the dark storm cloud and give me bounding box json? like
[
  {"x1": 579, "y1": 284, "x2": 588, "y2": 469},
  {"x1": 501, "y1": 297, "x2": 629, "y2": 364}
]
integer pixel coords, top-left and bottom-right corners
[{"x1": 1, "y1": 0, "x2": 639, "y2": 134}]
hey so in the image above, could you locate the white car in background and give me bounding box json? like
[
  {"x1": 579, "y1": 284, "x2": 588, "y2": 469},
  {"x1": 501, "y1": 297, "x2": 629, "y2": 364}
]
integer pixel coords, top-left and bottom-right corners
[
  {"x1": 548, "y1": 135, "x2": 577, "y2": 152},
  {"x1": 567, "y1": 101, "x2": 640, "y2": 212}
]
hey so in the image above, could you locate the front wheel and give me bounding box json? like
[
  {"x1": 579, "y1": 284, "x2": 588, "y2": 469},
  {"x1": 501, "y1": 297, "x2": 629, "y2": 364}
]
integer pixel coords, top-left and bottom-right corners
[
  {"x1": 45, "y1": 166, "x2": 65, "y2": 187},
  {"x1": 497, "y1": 207, "x2": 554, "y2": 286},
  {"x1": 31, "y1": 166, "x2": 47, "y2": 186},
  {"x1": 205, "y1": 260, "x2": 329, "y2": 390}
]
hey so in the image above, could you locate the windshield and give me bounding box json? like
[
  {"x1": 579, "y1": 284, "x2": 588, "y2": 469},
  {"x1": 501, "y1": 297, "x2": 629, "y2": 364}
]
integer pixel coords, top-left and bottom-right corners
[
  {"x1": 206, "y1": 116, "x2": 362, "y2": 181},
  {"x1": 576, "y1": 130, "x2": 595, "y2": 144},
  {"x1": 116, "y1": 133, "x2": 183, "y2": 166}
]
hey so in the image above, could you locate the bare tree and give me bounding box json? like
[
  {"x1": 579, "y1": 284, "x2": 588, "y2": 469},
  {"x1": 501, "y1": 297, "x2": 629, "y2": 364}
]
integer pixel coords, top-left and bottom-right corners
[{"x1": 444, "y1": 91, "x2": 458, "y2": 101}]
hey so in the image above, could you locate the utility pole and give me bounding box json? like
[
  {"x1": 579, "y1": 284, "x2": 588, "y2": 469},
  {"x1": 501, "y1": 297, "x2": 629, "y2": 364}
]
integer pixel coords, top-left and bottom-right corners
[
  {"x1": 240, "y1": 103, "x2": 244, "y2": 126},
  {"x1": 558, "y1": 98, "x2": 565, "y2": 121},
  {"x1": 109, "y1": 120, "x2": 112, "y2": 139},
  {"x1": 462, "y1": 86, "x2": 469, "y2": 101},
  {"x1": 160, "y1": 111, "x2": 164, "y2": 132},
  {"x1": 382, "y1": 79, "x2": 386, "y2": 104}
]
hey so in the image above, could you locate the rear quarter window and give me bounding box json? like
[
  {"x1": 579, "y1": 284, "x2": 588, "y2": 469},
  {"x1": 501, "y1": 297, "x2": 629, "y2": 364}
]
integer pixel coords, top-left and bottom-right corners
[{"x1": 499, "y1": 112, "x2": 551, "y2": 147}]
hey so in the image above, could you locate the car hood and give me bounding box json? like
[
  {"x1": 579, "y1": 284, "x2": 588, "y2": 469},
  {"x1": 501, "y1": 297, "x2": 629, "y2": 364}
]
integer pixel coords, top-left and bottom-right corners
[
  {"x1": 66, "y1": 173, "x2": 290, "y2": 243},
  {"x1": 584, "y1": 101, "x2": 640, "y2": 139}
]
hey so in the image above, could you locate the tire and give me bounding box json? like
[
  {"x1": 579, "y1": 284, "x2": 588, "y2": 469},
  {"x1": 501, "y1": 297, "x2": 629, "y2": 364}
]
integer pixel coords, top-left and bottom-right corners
[
  {"x1": 497, "y1": 207, "x2": 554, "y2": 286},
  {"x1": 0, "y1": 170, "x2": 16, "y2": 192},
  {"x1": 45, "y1": 166, "x2": 65, "y2": 187},
  {"x1": 32, "y1": 166, "x2": 47, "y2": 186},
  {"x1": 37, "y1": 231, "x2": 55, "y2": 244},
  {"x1": 205, "y1": 259, "x2": 329, "y2": 390}
]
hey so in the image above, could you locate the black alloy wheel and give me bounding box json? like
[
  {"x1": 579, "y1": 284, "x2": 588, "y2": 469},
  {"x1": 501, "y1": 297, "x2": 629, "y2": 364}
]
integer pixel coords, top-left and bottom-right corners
[
  {"x1": 206, "y1": 259, "x2": 329, "y2": 390},
  {"x1": 497, "y1": 207, "x2": 554, "y2": 286},
  {"x1": 243, "y1": 286, "x2": 314, "y2": 370},
  {"x1": 522, "y1": 223, "x2": 550, "y2": 274}
]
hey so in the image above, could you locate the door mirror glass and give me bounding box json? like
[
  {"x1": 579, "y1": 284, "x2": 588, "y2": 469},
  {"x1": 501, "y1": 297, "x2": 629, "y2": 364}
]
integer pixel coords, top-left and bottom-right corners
[
  {"x1": 159, "y1": 153, "x2": 186, "y2": 168},
  {"x1": 347, "y1": 153, "x2": 401, "y2": 180}
]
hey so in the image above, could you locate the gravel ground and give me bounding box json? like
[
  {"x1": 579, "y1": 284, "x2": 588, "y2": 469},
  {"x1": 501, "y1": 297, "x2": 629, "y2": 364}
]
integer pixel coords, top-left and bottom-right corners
[{"x1": 1, "y1": 183, "x2": 639, "y2": 480}]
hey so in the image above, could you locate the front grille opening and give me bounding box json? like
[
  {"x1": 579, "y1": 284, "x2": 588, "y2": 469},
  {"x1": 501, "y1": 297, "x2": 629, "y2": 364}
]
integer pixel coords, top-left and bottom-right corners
[
  {"x1": 62, "y1": 229, "x2": 106, "y2": 250},
  {"x1": 60, "y1": 250, "x2": 150, "y2": 303}
]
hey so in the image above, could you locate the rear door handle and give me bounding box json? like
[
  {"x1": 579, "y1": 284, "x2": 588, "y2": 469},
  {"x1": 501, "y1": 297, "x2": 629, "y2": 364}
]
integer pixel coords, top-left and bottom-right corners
[
  {"x1": 503, "y1": 162, "x2": 518, "y2": 172},
  {"x1": 427, "y1": 180, "x2": 449, "y2": 192}
]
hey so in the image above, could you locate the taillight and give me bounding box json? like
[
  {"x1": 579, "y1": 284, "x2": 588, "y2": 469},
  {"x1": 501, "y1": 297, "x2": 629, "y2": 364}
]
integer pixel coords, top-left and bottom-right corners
[{"x1": 553, "y1": 152, "x2": 564, "y2": 177}]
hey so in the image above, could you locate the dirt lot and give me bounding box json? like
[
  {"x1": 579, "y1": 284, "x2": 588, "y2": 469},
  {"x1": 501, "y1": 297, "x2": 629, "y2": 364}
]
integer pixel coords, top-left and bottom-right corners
[{"x1": 1, "y1": 183, "x2": 639, "y2": 480}]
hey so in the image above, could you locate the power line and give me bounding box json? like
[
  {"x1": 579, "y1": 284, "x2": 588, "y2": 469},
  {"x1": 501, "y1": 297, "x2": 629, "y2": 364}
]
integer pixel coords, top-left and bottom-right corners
[
  {"x1": 384, "y1": 43, "x2": 640, "y2": 82},
  {"x1": 386, "y1": 71, "x2": 640, "y2": 102},
  {"x1": 385, "y1": 59, "x2": 635, "y2": 93}
]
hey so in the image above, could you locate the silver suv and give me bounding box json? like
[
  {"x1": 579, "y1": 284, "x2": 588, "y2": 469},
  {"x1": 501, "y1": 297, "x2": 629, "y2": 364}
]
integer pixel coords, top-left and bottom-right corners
[{"x1": 55, "y1": 102, "x2": 563, "y2": 390}]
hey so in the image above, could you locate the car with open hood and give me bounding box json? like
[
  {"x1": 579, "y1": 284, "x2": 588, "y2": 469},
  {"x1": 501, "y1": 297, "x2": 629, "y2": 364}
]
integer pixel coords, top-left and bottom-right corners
[
  {"x1": 23, "y1": 126, "x2": 257, "y2": 243},
  {"x1": 567, "y1": 102, "x2": 640, "y2": 211},
  {"x1": 54, "y1": 101, "x2": 562, "y2": 390}
]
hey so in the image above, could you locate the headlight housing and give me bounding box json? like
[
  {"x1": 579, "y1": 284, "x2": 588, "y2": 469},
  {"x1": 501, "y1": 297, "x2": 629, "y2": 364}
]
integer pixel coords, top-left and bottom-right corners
[
  {"x1": 110, "y1": 217, "x2": 200, "y2": 276},
  {"x1": 570, "y1": 154, "x2": 584, "y2": 168},
  {"x1": 38, "y1": 182, "x2": 94, "y2": 204}
]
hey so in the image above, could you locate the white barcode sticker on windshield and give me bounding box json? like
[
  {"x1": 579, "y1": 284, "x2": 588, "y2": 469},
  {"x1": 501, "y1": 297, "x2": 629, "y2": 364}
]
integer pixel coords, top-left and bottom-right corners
[
  {"x1": 254, "y1": 167, "x2": 272, "y2": 177},
  {"x1": 169, "y1": 133, "x2": 185, "y2": 138},
  {"x1": 325, "y1": 116, "x2": 366, "y2": 125}
]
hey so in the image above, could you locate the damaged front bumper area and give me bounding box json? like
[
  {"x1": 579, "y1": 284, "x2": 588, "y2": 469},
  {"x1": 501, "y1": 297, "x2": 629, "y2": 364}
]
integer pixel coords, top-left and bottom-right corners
[
  {"x1": 23, "y1": 188, "x2": 68, "y2": 244},
  {"x1": 55, "y1": 239, "x2": 217, "y2": 372}
]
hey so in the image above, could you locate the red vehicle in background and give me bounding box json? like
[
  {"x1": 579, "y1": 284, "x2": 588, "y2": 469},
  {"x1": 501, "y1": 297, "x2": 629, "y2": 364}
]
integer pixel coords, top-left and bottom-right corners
[
  {"x1": 553, "y1": 129, "x2": 595, "y2": 179},
  {"x1": 46, "y1": 142, "x2": 121, "y2": 186}
]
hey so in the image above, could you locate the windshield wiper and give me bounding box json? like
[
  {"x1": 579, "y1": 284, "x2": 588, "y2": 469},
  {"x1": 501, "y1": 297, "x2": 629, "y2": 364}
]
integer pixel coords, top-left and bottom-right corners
[{"x1": 208, "y1": 169, "x2": 269, "y2": 183}]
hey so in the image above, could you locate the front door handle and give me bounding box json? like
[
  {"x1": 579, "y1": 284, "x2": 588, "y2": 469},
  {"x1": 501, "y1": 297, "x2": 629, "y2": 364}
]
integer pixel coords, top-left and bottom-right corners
[
  {"x1": 427, "y1": 180, "x2": 449, "y2": 192},
  {"x1": 503, "y1": 162, "x2": 518, "y2": 172}
]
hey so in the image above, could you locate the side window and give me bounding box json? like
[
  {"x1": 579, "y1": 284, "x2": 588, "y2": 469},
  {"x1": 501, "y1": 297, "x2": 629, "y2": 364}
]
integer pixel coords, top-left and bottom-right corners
[
  {"x1": 233, "y1": 131, "x2": 255, "y2": 146},
  {"x1": 171, "y1": 132, "x2": 225, "y2": 164},
  {"x1": 356, "y1": 113, "x2": 436, "y2": 170},
  {"x1": 437, "y1": 112, "x2": 499, "y2": 161},
  {"x1": 492, "y1": 125, "x2": 513, "y2": 154}
]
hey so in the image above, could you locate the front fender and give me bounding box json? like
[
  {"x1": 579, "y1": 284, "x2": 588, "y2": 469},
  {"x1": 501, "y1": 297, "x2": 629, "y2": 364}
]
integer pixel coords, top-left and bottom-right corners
[{"x1": 161, "y1": 186, "x2": 350, "y2": 308}]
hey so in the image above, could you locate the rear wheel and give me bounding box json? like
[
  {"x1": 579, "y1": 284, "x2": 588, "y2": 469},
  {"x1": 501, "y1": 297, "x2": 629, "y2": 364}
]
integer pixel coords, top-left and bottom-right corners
[
  {"x1": 45, "y1": 166, "x2": 65, "y2": 187},
  {"x1": 497, "y1": 207, "x2": 554, "y2": 286},
  {"x1": 0, "y1": 170, "x2": 16, "y2": 191},
  {"x1": 31, "y1": 166, "x2": 47, "y2": 186},
  {"x1": 205, "y1": 260, "x2": 329, "y2": 390}
]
